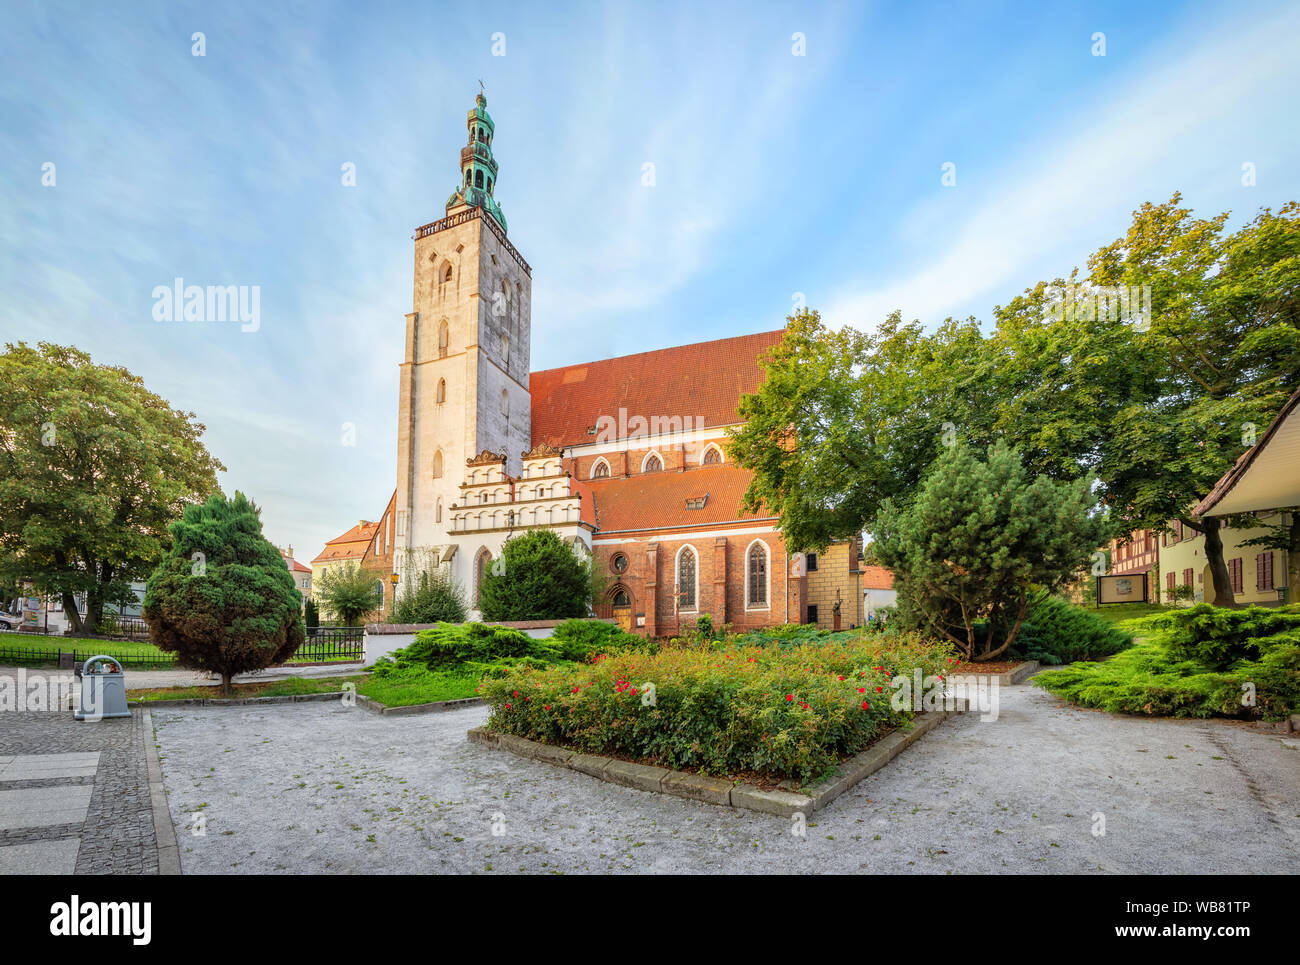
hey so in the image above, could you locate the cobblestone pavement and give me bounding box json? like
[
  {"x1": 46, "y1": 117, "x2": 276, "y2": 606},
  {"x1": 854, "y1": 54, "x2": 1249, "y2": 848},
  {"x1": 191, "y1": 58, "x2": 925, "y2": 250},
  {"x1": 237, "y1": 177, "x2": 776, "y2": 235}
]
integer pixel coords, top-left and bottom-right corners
[
  {"x1": 154, "y1": 686, "x2": 1300, "y2": 874},
  {"x1": 0, "y1": 711, "x2": 159, "y2": 873}
]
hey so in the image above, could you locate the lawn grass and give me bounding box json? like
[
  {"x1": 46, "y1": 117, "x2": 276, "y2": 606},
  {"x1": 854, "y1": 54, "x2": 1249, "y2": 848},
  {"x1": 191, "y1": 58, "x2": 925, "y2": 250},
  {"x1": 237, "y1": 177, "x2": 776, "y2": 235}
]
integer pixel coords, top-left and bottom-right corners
[
  {"x1": 355, "y1": 667, "x2": 480, "y2": 706},
  {"x1": 127, "y1": 674, "x2": 368, "y2": 701},
  {"x1": 1084, "y1": 601, "x2": 1169, "y2": 630}
]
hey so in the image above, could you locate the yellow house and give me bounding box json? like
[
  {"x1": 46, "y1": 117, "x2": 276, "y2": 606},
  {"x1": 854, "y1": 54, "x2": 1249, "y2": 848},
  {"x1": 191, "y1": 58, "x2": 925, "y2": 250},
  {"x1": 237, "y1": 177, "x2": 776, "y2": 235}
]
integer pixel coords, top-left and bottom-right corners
[
  {"x1": 1157, "y1": 513, "x2": 1288, "y2": 606},
  {"x1": 311, "y1": 520, "x2": 379, "y2": 620}
]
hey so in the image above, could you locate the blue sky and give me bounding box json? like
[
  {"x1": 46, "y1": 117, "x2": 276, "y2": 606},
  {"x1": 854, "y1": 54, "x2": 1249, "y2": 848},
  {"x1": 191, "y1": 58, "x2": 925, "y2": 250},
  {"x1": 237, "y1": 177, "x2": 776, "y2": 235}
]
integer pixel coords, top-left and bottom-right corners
[{"x1": 2, "y1": 0, "x2": 1297, "y2": 562}]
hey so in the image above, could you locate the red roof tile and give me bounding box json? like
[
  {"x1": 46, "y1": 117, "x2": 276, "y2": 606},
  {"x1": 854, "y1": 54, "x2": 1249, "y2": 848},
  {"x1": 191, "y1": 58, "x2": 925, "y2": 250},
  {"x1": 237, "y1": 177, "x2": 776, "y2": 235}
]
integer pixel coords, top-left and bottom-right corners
[
  {"x1": 312, "y1": 520, "x2": 378, "y2": 564},
  {"x1": 529, "y1": 329, "x2": 786, "y2": 449},
  {"x1": 859, "y1": 565, "x2": 894, "y2": 590},
  {"x1": 587, "y1": 464, "x2": 772, "y2": 534}
]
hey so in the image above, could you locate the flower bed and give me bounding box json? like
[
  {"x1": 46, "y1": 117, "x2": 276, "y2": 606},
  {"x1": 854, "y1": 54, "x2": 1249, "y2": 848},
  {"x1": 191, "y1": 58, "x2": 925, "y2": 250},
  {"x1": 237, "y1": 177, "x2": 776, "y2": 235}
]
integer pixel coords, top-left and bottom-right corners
[{"x1": 479, "y1": 633, "x2": 955, "y2": 784}]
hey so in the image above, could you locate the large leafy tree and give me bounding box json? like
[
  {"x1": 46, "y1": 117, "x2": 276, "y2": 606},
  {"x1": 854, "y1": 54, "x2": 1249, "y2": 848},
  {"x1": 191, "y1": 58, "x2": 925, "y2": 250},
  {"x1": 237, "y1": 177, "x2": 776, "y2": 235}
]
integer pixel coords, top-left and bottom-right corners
[
  {"x1": 142, "y1": 491, "x2": 304, "y2": 694},
  {"x1": 874, "y1": 442, "x2": 1108, "y2": 661},
  {"x1": 317, "y1": 560, "x2": 383, "y2": 626},
  {"x1": 1080, "y1": 196, "x2": 1299, "y2": 604},
  {"x1": 0, "y1": 342, "x2": 224, "y2": 632},
  {"x1": 478, "y1": 529, "x2": 591, "y2": 621}
]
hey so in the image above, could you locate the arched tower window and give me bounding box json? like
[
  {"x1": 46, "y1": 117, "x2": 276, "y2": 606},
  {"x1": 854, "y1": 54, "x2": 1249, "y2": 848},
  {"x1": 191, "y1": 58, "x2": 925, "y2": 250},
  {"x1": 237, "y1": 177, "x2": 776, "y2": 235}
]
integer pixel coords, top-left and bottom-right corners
[
  {"x1": 501, "y1": 389, "x2": 510, "y2": 421},
  {"x1": 436, "y1": 498, "x2": 443, "y2": 524},
  {"x1": 444, "y1": 264, "x2": 453, "y2": 282},
  {"x1": 475, "y1": 170, "x2": 484, "y2": 188},
  {"x1": 436, "y1": 378, "x2": 446, "y2": 404},
  {"x1": 747, "y1": 541, "x2": 769, "y2": 607},
  {"x1": 677, "y1": 546, "x2": 697, "y2": 611},
  {"x1": 438, "y1": 320, "x2": 449, "y2": 358},
  {"x1": 432, "y1": 450, "x2": 443, "y2": 479}
]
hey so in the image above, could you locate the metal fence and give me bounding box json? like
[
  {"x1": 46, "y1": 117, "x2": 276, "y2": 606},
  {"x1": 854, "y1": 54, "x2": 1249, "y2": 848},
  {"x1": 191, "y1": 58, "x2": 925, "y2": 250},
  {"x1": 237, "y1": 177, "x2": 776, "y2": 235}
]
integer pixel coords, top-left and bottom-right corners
[
  {"x1": 0, "y1": 625, "x2": 364, "y2": 669},
  {"x1": 299, "y1": 626, "x2": 365, "y2": 662}
]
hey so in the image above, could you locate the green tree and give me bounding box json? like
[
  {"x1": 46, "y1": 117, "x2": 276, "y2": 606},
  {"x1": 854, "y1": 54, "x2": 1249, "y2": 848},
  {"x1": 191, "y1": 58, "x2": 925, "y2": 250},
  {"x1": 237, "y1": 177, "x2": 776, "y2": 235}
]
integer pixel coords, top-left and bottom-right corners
[
  {"x1": 0, "y1": 342, "x2": 224, "y2": 632},
  {"x1": 874, "y1": 442, "x2": 1108, "y2": 662},
  {"x1": 142, "y1": 491, "x2": 304, "y2": 694},
  {"x1": 317, "y1": 560, "x2": 383, "y2": 626},
  {"x1": 390, "y1": 569, "x2": 467, "y2": 624},
  {"x1": 1080, "y1": 196, "x2": 1300, "y2": 604},
  {"x1": 477, "y1": 530, "x2": 591, "y2": 621},
  {"x1": 303, "y1": 596, "x2": 320, "y2": 628}
]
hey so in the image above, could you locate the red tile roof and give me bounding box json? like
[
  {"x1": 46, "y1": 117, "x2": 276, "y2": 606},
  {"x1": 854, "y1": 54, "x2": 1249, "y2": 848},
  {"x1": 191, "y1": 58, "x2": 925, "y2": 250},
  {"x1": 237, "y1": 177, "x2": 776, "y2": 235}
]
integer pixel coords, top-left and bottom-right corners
[
  {"x1": 529, "y1": 329, "x2": 786, "y2": 449},
  {"x1": 587, "y1": 464, "x2": 772, "y2": 534},
  {"x1": 312, "y1": 520, "x2": 378, "y2": 564},
  {"x1": 288, "y1": 559, "x2": 312, "y2": 573},
  {"x1": 859, "y1": 565, "x2": 894, "y2": 590}
]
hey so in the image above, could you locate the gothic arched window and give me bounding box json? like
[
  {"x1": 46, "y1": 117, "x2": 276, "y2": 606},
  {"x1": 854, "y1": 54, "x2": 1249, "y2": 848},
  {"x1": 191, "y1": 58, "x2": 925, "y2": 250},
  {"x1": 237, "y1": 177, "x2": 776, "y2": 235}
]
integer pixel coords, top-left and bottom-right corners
[
  {"x1": 438, "y1": 320, "x2": 449, "y2": 358},
  {"x1": 475, "y1": 170, "x2": 484, "y2": 188},
  {"x1": 432, "y1": 450, "x2": 443, "y2": 479},
  {"x1": 677, "y1": 546, "x2": 697, "y2": 610},
  {"x1": 644, "y1": 454, "x2": 662, "y2": 473},
  {"x1": 613, "y1": 588, "x2": 630, "y2": 607},
  {"x1": 747, "y1": 542, "x2": 768, "y2": 607},
  {"x1": 444, "y1": 264, "x2": 453, "y2": 282},
  {"x1": 703, "y1": 445, "x2": 722, "y2": 465},
  {"x1": 591, "y1": 459, "x2": 610, "y2": 479},
  {"x1": 436, "y1": 378, "x2": 446, "y2": 404}
]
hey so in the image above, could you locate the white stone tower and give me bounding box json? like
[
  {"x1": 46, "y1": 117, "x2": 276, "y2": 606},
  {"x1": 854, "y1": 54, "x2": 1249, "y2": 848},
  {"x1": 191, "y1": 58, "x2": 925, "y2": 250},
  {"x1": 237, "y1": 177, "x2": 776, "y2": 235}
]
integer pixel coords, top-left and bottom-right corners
[{"x1": 394, "y1": 91, "x2": 532, "y2": 589}]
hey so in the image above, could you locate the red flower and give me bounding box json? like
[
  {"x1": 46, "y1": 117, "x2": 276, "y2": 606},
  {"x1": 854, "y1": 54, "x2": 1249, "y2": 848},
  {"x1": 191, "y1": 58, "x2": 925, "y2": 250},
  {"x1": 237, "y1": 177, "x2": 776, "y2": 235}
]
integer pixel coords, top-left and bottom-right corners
[
  {"x1": 858, "y1": 687, "x2": 865, "y2": 693},
  {"x1": 861, "y1": 700, "x2": 870, "y2": 710},
  {"x1": 786, "y1": 694, "x2": 793, "y2": 701},
  {"x1": 505, "y1": 703, "x2": 512, "y2": 709},
  {"x1": 875, "y1": 686, "x2": 882, "y2": 693},
  {"x1": 838, "y1": 675, "x2": 845, "y2": 681}
]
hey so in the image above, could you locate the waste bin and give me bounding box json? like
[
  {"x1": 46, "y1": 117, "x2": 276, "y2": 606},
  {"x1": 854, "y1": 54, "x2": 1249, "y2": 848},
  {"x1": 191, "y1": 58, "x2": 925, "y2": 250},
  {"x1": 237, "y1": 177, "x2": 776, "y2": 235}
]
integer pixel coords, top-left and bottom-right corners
[{"x1": 75, "y1": 655, "x2": 131, "y2": 720}]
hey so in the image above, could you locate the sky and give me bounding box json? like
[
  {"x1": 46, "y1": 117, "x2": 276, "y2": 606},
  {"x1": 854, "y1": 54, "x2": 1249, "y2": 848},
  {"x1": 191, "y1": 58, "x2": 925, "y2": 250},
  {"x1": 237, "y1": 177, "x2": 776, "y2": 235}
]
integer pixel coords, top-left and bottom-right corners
[{"x1": 2, "y1": 0, "x2": 1298, "y2": 563}]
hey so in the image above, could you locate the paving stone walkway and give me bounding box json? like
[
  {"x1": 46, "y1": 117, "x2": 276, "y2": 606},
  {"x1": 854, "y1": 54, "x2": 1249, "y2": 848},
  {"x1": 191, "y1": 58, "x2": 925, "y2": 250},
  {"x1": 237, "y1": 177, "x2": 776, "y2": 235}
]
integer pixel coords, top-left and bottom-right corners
[
  {"x1": 0, "y1": 711, "x2": 159, "y2": 874},
  {"x1": 152, "y1": 685, "x2": 1300, "y2": 874}
]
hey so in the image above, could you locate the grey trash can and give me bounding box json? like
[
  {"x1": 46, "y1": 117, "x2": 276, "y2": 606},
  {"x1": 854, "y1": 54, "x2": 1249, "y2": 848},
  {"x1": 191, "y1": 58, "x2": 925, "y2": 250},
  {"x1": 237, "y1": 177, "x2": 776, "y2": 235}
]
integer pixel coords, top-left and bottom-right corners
[{"x1": 75, "y1": 655, "x2": 131, "y2": 720}]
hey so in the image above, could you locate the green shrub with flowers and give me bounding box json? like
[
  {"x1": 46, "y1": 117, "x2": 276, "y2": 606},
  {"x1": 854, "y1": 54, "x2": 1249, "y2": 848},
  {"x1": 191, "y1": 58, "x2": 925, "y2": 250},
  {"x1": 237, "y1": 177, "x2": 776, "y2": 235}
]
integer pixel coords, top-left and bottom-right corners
[{"x1": 480, "y1": 632, "x2": 957, "y2": 784}]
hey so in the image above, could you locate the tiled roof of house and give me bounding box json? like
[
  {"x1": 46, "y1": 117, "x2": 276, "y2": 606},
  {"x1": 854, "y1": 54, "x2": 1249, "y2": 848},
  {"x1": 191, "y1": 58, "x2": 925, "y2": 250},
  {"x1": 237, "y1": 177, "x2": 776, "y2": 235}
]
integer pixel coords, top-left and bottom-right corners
[
  {"x1": 528, "y1": 329, "x2": 786, "y2": 449},
  {"x1": 312, "y1": 520, "x2": 378, "y2": 564},
  {"x1": 288, "y1": 559, "x2": 312, "y2": 573},
  {"x1": 860, "y1": 565, "x2": 895, "y2": 590},
  {"x1": 587, "y1": 464, "x2": 772, "y2": 534}
]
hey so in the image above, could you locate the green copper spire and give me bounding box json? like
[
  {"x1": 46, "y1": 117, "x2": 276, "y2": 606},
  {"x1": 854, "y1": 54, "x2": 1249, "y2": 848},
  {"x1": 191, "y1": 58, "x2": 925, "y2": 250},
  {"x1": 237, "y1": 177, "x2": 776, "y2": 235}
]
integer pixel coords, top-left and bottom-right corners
[{"x1": 445, "y1": 91, "x2": 507, "y2": 232}]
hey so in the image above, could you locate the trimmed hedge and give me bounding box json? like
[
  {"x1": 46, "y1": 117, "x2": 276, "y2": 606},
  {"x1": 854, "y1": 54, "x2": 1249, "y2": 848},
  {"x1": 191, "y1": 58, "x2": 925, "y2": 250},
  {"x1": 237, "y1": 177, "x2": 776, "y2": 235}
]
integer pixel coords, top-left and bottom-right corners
[
  {"x1": 480, "y1": 633, "x2": 956, "y2": 783},
  {"x1": 1009, "y1": 593, "x2": 1133, "y2": 665},
  {"x1": 1034, "y1": 604, "x2": 1300, "y2": 720}
]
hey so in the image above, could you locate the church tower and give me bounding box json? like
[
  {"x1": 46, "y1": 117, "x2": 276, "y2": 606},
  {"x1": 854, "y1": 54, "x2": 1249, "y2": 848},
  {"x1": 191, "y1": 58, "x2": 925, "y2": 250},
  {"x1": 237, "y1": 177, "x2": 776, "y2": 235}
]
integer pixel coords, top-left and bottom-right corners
[{"x1": 395, "y1": 91, "x2": 532, "y2": 584}]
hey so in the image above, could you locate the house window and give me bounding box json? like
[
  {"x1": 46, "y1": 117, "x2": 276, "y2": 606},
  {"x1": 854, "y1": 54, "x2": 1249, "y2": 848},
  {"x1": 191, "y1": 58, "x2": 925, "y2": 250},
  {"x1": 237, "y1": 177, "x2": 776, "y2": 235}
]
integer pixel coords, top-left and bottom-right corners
[
  {"x1": 806, "y1": 553, "x2": 819, "y2": 572},
  {"x1": 644, "y1": 454, "x2": 663, "y2": 473},
  {"x1": 677, "y1": 546, "x2": 697, "y2": 611},
  {"x1": 1228, "y1": 558, "x2": 1243, "y2": 594},
  {"x1": 1166, "y1": 571, "x2": 1175, "y2": 595},
  {"x1": 807, "y1": 605, "x2": 819, "y2": 625},
  {"x1": 1183, "y1": 568, "x2": 1193, "y2": 591},
  {"x1": 747, "y1": 542, "x2": 768, "y2": 606},
  {"x1": 1257, "y1": 552, "x2": 1275, "y2": 592}
]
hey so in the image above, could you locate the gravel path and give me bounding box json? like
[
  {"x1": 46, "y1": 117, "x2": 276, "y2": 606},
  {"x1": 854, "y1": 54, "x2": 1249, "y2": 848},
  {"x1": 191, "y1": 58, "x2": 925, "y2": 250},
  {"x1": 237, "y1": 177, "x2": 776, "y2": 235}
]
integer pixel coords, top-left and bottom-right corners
[{"x1": 152, "y1": 684, "x2": 1300, "y2": 874}]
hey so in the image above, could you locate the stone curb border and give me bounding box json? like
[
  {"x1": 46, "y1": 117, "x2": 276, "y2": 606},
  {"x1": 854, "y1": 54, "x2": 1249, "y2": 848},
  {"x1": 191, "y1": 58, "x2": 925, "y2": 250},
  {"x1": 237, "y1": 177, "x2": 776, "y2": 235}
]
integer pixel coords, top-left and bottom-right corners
[
  {"x1": 131, "y1": 691, "x2": 352, "y2": 709},
  {"x1": 468, "y1": 702, "x2": 966, "y2": 818},
  {"x1": 948, "y1": 660, "x2": 1039, "y2": 686},
  {"x1": 133, "y1": 690, "x2": 487, "y2": 716},
  {"x1": 356, "y1": 694, "x2": 486, "y2": 716},
  {"x1": 141, "y1": 708, "x2": 181, "y2": 875}
]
